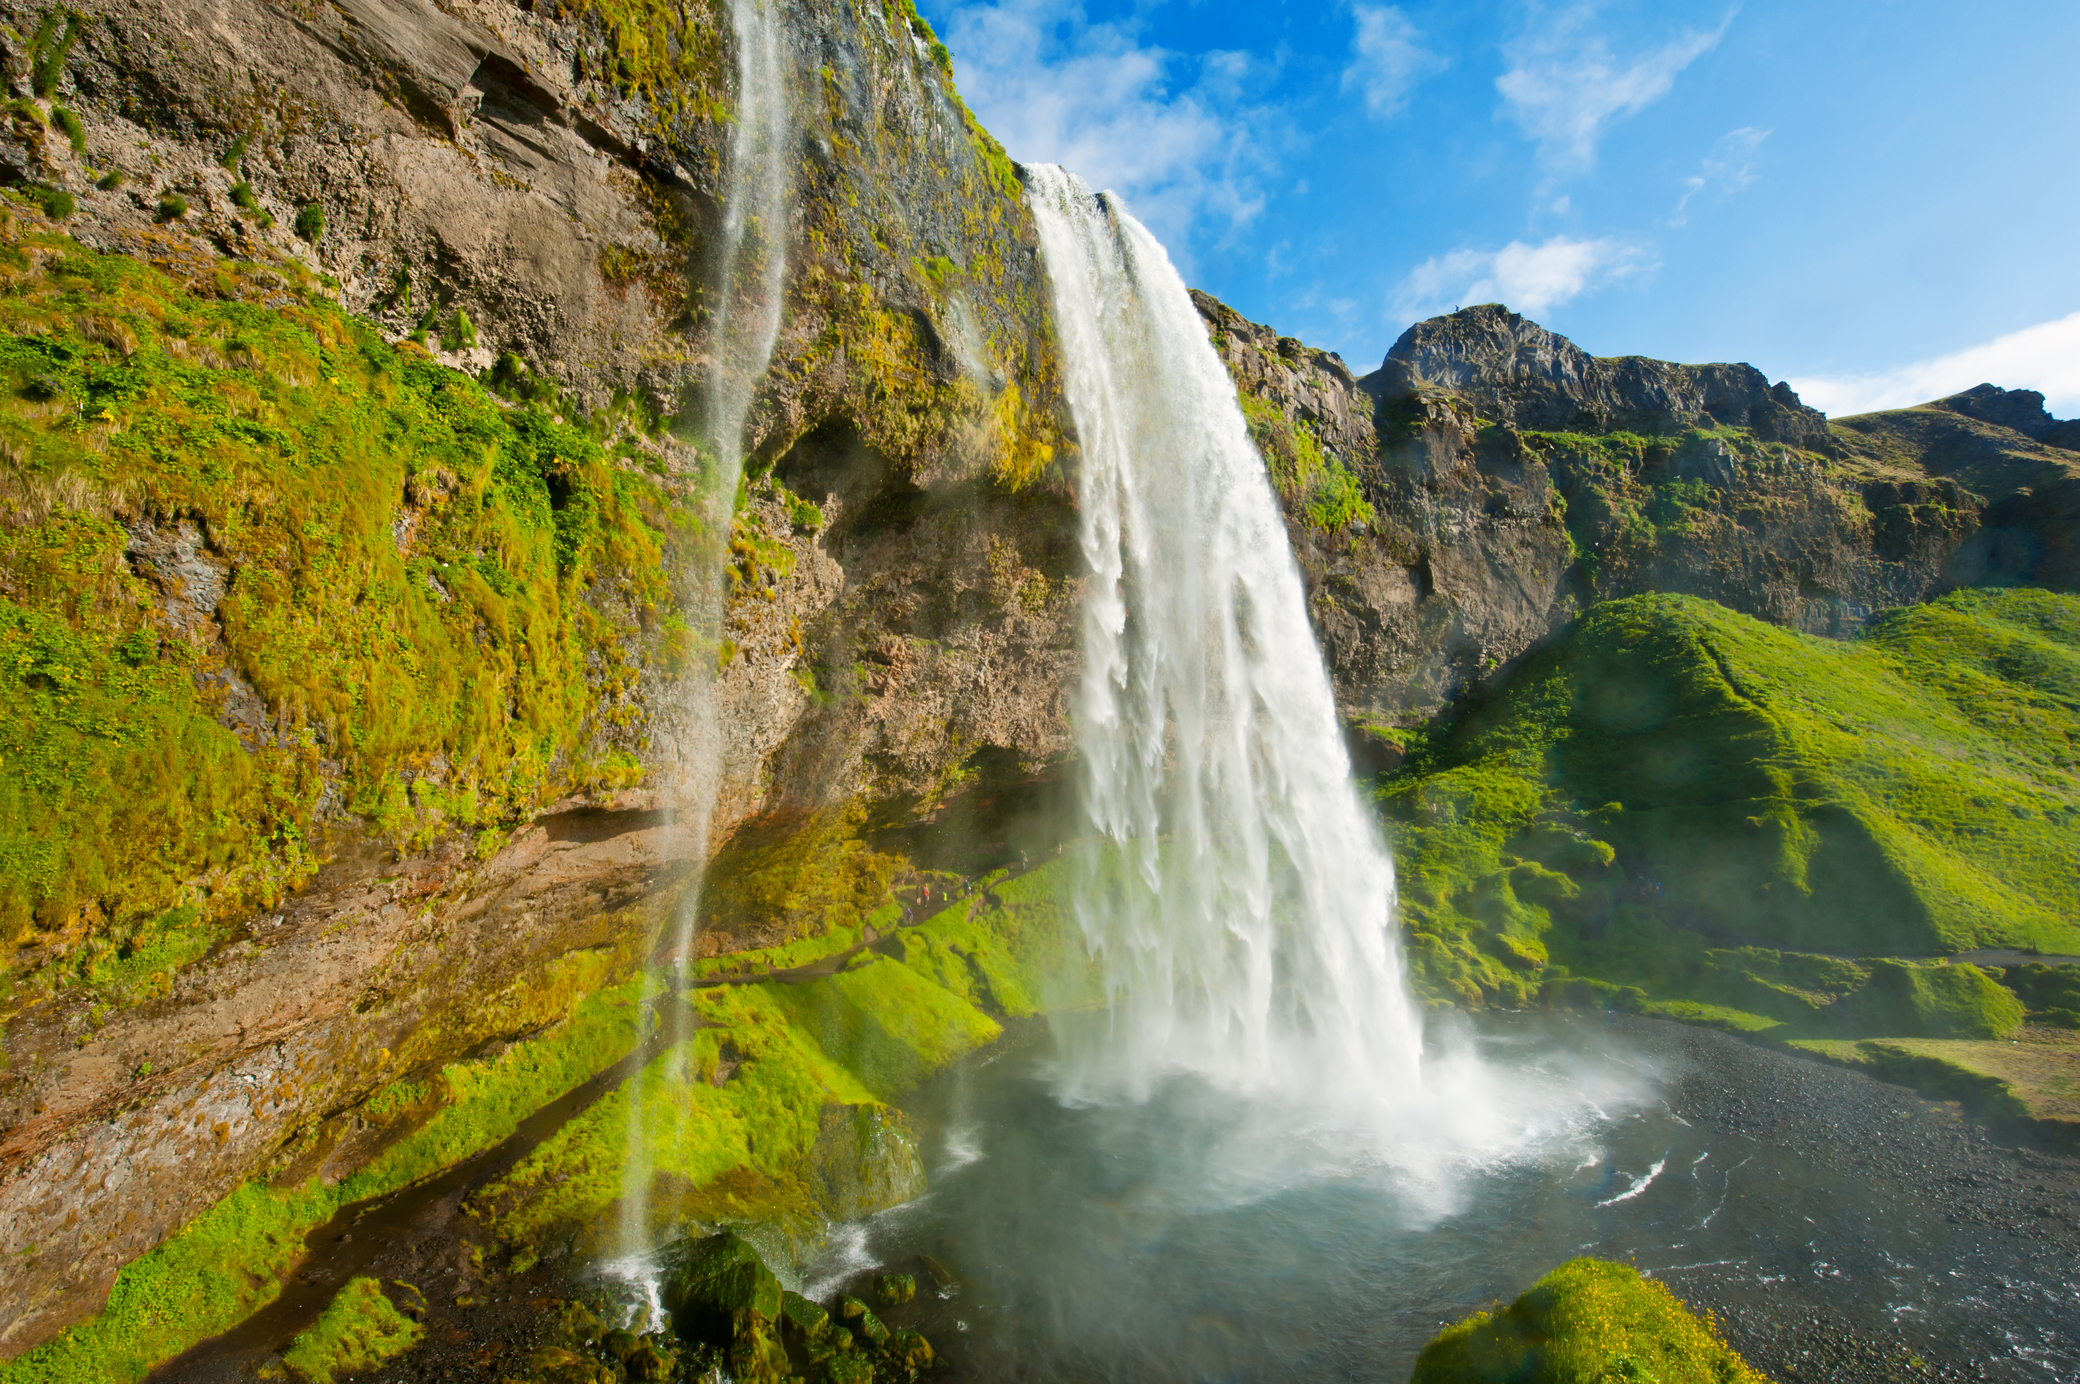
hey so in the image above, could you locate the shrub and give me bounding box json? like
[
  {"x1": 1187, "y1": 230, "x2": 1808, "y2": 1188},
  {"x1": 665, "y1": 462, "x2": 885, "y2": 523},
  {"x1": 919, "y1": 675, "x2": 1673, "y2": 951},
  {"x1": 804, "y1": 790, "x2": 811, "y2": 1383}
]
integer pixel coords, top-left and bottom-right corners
[
  {"x1": 48, "y1": 103, "x2": 83, "y2": 153},
  {"x1": 154, "y1": 192, "x2": 186, "y2": 220},
  {"x1": 94, "y1": 169, "x2": 122, "y2": 190},
  {"x1": 29, "y1": 10, "x2": 81, "y2": 99},
  {"x1": 33, "y1": 184, "x2": 73, "y2": 219},
  {"x1": 294, "y1": 201, "x2": 325, "y2": 241}
]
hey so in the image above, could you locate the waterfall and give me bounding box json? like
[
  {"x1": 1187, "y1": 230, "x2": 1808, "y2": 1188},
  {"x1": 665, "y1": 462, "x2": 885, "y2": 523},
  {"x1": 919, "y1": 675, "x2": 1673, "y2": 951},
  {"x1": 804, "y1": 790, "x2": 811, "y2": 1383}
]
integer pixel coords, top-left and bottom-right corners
[
  {"x1": 1026, "y1": 165, "x2": 1426, "y2": 1112},
  {"x1": 620, "y1": 0, "x2": 792, "y2": 1259}
]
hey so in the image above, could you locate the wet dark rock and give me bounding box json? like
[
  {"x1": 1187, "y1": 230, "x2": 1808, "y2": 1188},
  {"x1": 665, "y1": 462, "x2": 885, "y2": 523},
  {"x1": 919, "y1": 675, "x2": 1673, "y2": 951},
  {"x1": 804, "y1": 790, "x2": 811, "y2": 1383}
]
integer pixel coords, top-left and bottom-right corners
[
  {"x1": 660, "y1": 1231, "x2": 788, "y2": 1381},
  {"x1": 872, "y1": 1272, "x2": 918, "y2": 1307},
  {"x1": 839, "y1": 1294, "x2": 892, "y2": 1347}
]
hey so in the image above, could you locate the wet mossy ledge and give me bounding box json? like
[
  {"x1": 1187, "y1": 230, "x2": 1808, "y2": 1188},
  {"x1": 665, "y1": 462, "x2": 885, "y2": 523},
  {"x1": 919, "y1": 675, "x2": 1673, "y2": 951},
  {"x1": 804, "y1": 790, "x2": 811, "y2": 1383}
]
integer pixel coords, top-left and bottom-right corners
[
  {"x1": 1411, "y1": 1258, "x2": 1767, "y2": 1384},
  {"x1": 0, "y1": 860, "x2": 1091, "y2": 1384},
  {"x1": 0, "y1": 211, "x2": 697, "y2": 984}
]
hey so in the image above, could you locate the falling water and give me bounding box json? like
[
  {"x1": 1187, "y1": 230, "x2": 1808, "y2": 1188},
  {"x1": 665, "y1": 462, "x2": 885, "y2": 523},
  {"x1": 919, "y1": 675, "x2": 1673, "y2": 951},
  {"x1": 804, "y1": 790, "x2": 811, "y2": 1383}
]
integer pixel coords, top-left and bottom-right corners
[
  {"x1": 619, "y1": 0, "x2": 792, "y2": 1259},
  {"x1": 1025, "y1": 166, "x2": 1427, "y2": 1114}
]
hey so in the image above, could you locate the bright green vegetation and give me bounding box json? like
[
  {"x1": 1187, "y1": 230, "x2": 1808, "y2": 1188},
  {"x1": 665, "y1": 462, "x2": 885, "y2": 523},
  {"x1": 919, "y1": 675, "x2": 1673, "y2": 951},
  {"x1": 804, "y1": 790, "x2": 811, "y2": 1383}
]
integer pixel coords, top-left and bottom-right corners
[
  {"x1": 278, "y1": 1277, "x2": 423, "y2": 1384},
  {"x1": 0, "y1": 972, "x2": 647, "y2": 1384},
  {"x1": 0, "y1": 214, "x2": 692, "y2": 966},
  {"x1": 471, "y1": 860, "x2": 1094, "y2": 1250},
  {"x1": 1378, "y1": 589, "x2": 2080, "y2": 1028},
  {"x1": 1240, "y1": 392, "x2": 1375, "y2": 532},
  {"x1": 1410, "y1": 1258, "x2": 1766, "y2": 1384}
]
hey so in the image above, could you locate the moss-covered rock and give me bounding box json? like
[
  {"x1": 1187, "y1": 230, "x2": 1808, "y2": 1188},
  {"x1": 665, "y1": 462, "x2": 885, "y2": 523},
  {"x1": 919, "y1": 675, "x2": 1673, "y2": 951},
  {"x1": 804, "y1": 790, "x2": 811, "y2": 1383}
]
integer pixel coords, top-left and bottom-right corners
[
  {"x1": 1410, "y1": 1258, "x2": 1766, "y2": 1384},
  {"x1": 278, "y1": 1277, "x2": 423, "y2": 1384}
]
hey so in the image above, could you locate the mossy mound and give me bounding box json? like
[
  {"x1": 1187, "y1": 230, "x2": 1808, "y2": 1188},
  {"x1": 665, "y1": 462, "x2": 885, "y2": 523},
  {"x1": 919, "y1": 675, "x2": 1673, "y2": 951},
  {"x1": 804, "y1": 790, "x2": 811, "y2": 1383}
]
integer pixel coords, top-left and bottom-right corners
[
  {"x1": 278, "y1": 1277, "x2": 423, "y2": 1384},
  {"x1": 1379, "y1": 589, "x2": 2080, "y2": 1013},
  {"x1": 1833, "y1": 958, "x2": 2023, "y2": 1038},
  {"x1": 1411, "y1": 1258, "x2": 1767, "y2": 1384}
]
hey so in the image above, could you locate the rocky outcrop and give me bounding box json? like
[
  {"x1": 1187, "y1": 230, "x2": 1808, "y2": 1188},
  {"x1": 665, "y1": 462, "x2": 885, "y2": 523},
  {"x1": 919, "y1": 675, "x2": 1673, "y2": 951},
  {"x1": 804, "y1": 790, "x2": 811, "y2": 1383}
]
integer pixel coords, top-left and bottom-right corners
[
  {"x1": 1365, "y1": 304, "x2": 1833, "y2": 451},
  {"x1": 0, "y1": 806, "x2": 689, "y2": 1356},
  {"x1": 1196, "y1": 298, "x2": 2077, "y2": 735},
  {"x1": 0, "y1": 0, "x2": 1081, "y2": 1358}
]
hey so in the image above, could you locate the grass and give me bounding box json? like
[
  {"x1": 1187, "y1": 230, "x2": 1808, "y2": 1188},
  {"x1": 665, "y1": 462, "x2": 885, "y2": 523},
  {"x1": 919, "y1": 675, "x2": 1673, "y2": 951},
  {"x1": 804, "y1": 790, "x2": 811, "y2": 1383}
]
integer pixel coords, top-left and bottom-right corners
[
  {"x1": 0, "y1": 212, "x2": 695, "y2": 978},
  {"x1": 1792, "y1": 1027, "x2": 2080, "y2": 1131},
  {"x1": 278, "y1": 1278, "x2": 422, "y2": 1384},
  {"x1": 1376, "y1": 589, "x2": 2080, "y2": 1022},
  {"x1": 0, "y1": 970, "x2": 647, "y2": 1384},
  {"x1": 1410, "y1": 1258, "x2": 1766, "y2": 1384}
]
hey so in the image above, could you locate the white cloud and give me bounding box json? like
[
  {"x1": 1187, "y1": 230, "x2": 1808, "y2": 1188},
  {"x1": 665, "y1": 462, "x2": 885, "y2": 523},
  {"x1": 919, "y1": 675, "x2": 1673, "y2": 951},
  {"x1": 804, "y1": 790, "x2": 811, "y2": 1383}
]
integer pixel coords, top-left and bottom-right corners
[
  {"x1": 937, "y1": 0, "x2": 1274, "y2": 261},
  {"x1": 1341, "y1": 5, "x2": 1446, "y2": 120},
  {"x1": 1497, "y1": 8, "x2": 1731, "y2": 170},
  {"x1": 1393, "y1": 235, "x2": 1652, "y2": 319},
  {"x1": 1791, "y1": 312, "x2": 2080, "y2": 419},
  {"x1": 1671, "y1": 126, "x2": 1768, "y2": 224}
]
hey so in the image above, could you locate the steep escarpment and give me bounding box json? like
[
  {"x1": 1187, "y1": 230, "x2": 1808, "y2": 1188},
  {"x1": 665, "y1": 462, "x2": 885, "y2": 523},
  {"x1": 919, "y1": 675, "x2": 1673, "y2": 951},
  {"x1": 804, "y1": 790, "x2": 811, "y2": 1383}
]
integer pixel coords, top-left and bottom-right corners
[
  {"x1": 1197, "y1": 295, "x2": 2078, "y2": 744},
  {"x1": 0, "y1": 0, "x2": 1082, "y2": 1363}
]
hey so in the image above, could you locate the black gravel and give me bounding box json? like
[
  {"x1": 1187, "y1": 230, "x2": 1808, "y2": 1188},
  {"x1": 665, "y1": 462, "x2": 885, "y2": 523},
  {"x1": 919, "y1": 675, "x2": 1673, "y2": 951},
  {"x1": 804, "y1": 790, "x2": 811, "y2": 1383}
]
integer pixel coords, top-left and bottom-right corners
[{"x1": 1614, "y1": 1016, "x2": 2080, "y2": 1384}]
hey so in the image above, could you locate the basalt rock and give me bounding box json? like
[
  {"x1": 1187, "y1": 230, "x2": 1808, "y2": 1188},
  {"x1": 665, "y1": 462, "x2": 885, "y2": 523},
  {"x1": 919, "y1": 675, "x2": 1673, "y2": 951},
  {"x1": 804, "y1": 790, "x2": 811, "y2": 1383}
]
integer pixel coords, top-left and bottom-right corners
[
  {"x1": 1364, "y1": 302, "x2": 1833, "y2": 450},
  {"x1": 1195, "y1": 294, "x2": 2080, "y2": 733}
]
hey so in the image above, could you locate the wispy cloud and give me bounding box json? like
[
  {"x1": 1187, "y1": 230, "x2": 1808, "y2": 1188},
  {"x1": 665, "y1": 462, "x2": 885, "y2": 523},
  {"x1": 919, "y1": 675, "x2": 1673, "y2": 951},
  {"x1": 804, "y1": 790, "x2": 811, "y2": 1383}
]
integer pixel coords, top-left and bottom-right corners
[
  {"x1": 1497, "y1": 7, "x2": 1731, "y2": 171},
  {"x1": 936, "y1": 0, "x2": 1276, "y2": 263},
  {"x1": 1393, "y1": 235, "x2": 1653, "y2": 319},
  {"x1": 1791, "y1": 312, "x2": 2080, "y2": 418},
  {"x1": 1341, "y1": 5, "x2": 1446, "y2": 120},
  {"x1": 1671, "y1": 126, "x2": 1768, "y2": 224}
]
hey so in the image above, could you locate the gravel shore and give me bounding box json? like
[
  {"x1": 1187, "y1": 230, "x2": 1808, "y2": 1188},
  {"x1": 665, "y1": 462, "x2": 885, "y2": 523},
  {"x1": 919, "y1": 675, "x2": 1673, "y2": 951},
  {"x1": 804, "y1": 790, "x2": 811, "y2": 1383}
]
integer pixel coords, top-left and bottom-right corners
[{"x1": 1620, "y1": 1016, "x2": 2080, "y2": 1384}]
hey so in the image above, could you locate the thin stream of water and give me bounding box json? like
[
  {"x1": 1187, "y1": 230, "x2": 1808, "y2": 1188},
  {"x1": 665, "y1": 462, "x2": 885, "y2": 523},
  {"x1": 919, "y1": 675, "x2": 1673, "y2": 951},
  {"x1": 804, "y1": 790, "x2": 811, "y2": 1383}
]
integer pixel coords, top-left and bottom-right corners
[{"x1": 619, "y1": 0, "x2": 793, "y2": 1257}]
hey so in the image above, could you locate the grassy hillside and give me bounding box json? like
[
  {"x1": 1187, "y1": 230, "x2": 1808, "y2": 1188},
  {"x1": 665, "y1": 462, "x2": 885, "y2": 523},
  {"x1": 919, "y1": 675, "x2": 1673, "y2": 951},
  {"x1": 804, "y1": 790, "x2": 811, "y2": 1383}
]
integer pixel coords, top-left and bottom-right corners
[
  {"x1": 1378, "y1": 588, "x2": 2080, "y2": 1026},
  {"x1": 0, "y1": 211, "x2": 695, "y2": 971}
]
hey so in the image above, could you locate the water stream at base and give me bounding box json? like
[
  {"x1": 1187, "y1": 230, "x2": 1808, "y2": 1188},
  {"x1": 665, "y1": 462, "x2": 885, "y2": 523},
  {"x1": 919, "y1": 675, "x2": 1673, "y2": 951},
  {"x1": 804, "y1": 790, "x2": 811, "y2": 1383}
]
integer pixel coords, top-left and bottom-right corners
[{"x1": 618, "y1": 0, "x2": 792, "y2": 1260}]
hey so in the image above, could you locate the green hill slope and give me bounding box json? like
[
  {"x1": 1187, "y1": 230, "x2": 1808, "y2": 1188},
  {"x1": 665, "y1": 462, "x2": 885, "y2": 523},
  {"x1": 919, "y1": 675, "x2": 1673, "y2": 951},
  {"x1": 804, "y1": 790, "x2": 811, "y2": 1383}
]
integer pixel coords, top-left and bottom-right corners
[{"x1": 1379, "y1": 588, "x2": 2080, "y2": 1018}]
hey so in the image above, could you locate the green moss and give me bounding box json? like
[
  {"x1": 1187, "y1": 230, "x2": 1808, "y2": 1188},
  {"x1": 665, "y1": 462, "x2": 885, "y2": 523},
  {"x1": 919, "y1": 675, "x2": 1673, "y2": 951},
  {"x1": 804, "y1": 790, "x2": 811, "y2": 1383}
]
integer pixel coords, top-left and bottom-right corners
[
  {"x1": 279, "y1": 1278, "x2": 423, "y2": 1384},
  {"x1": 1834, "y1": 959, "x2": 2023, "y2": 1038},
  {"x1": 1410, "y1": 1258, "x2": 1766, "y2": 1384},
  {"x1": 0, "y1": 970, "x2": 646, "y2": 1384},
  {"x1": 0, "y1": 217, "x2": 681, "y2": 967},
  {"x1": 473, "y1": 861, "x2": 1091, "y2": 1247},
  {"x1": 1380, "y1": 590, "x2": 2080, "y2": 1019},
  {"x1": 1238, "y1": 391, "x2": 1375, "y2": 532}
]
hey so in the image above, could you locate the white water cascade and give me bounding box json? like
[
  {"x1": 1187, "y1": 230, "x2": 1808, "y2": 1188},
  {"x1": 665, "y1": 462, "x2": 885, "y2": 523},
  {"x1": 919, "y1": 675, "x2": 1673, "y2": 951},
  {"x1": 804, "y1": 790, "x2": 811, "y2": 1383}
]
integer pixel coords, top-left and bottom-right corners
[
  {"x1": 619, "y1": 0, "x2": 792, "y2": 1260},
  {"x1": 1026, "y1": 166, "x2": 1428, "y2": 1115}
]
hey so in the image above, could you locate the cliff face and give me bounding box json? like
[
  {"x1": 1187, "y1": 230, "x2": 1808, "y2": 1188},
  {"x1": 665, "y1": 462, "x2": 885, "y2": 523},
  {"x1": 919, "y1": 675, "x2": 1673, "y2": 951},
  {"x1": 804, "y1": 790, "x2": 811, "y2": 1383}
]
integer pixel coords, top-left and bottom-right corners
[
  {"x1": 0, "y1": 0, "x2": 1081, "y2": 1356},
  {"x1": 1197, "y1": 296, "x2": 2079, "y2": 747}
]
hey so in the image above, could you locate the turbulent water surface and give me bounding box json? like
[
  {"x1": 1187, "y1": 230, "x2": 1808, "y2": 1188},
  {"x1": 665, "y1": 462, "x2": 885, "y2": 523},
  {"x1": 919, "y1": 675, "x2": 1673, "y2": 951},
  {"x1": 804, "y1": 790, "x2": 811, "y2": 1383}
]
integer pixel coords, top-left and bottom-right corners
[{"x1": 801, "y1": 1012, "x2": 2080, "y2": 1384}]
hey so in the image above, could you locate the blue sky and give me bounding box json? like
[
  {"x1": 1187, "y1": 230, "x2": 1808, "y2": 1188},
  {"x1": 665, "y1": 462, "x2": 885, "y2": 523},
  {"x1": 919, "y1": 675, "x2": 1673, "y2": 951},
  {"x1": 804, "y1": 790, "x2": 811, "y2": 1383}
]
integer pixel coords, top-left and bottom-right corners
[{"x1": 915, "y1": 0, "x2": 2080, "y2": 416}]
